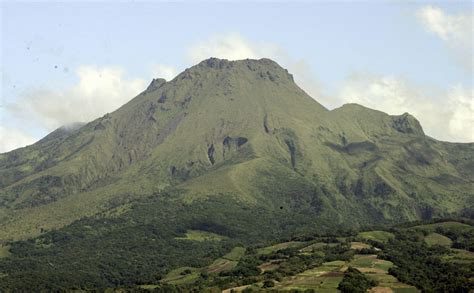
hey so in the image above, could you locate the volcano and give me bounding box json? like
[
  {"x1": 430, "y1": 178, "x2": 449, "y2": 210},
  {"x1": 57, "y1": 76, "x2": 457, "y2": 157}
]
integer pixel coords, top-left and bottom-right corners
[{"x1": 0, "y1": 58, "x2": 472, "y2": 288}]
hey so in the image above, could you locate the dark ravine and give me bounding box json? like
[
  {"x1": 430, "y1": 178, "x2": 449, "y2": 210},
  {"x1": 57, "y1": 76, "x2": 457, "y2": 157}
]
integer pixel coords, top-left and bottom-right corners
[{"x1": 207, "y1": 143, "x2": 216, "y2": 165}]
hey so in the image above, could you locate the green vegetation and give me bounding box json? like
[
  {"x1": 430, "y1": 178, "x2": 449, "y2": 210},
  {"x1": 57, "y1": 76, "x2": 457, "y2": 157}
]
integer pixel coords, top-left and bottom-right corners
[
  {"x1": 338, "y1": 267, "x2": 378, "y2": 292},
  {"x1": 175, "y1": 230, "x2": 228, "y2": 242},
  {"x1": 0, "y1": 246, "x2": 10, "y2": 259},
  {"x1": 206, "y1": 247, "x2": 245, "y2": 273},
  {"x1": 0, "y1": 195, "x2": 240, "y2": 290},
  {"x1": 223, "y1": 247, "x2": 246, "y2": 261},
  {"x1": 0, "y1": 219, "x2": 471, "y2": 290},
  {"x1": 358, "y1": 231, "x2": 394, "y2": 243},
  {"x1": 347, "y1": 254, "x2": 416, "y2": 291},
  {"x1": 161, "y1": 267, "x2": 201, "y2": 285},
  {"x1": 424, "y1": 232, "x2": 452, "y2": 247},
  {"x1": 257, "y1": 241, "x2": 304, "y2": 255},
  {"x1": 443, "y1": 249, "x2": 474, "y2": 264},
  {"x1": 380, "y1": 229, "x2": 473, "y2": 291},
  {"x1": 412, "y1": 221, "x2": 472, "y2": 232}
]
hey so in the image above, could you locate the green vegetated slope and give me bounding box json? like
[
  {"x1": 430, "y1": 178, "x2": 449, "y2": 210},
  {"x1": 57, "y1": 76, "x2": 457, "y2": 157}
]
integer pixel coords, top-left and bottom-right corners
[
  {"x1": 132, "y1": 220, "x2": 474, "y2": 292},
  {"x1": 0, "y1": 58, "x2": 472, "y2": 289},
  {"x1": 1, "y1": 216, "x2": 472, "y2": 290},
  {"x1": 22, "y1": 219, "x2": 473, "y2": 292}
]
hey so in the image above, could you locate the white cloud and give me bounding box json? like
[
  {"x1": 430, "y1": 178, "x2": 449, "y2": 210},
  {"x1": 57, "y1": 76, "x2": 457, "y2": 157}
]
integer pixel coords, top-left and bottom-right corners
[
  {"x1": 416, "y1": 5, "x2": 473, "y2": 69},
  {"x1": 336, "y1": 74, "x2": 422, "y2": 113},
  {"x1": 0, "y1": 126, "x2": 37, "y2": 153},
  {"x1": 188, "y1": 33, "x2": 281, "y2": 63},
  {"x1": 7, "y1": 66, "x2": 147, "y2": 131},
  {"x1": 447, "y1": 85, "x2": 474, "y2": 142},
  {"x1": 335, "y1": 73, "x2": 473, "y2": 142},
  {"x1": 151, "y1": 64, "x2": 179, "y2": 81},
  {"x1": 416, "y1": 5, "x2": 471, "y2": 43},
  {"x1": 187, "y1": 33, "x2": 325, "y2": 104}
]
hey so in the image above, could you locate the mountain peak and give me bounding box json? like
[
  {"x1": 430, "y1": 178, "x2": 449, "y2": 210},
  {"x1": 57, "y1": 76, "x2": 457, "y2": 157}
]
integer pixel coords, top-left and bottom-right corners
[
  {"x1": 144, "y1": 78, "x2": 167, "y2": 94},
  {"x1": 197, "y1": 57, "x2": 279, "y2": 67},
  {"x1": 198, "y1": 57, "x2": 234, "y2": 69},
  {"x1": 392, "y1": 112, "x2": 424, "y2": 135},
  {"x1": 191, "y1": 57, "x2": 294, "y2": 83}
]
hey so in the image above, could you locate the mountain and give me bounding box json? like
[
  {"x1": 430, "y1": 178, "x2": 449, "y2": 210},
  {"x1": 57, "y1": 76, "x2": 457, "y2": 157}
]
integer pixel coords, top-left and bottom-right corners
[{"x1": 0, "y1": 58, "x2": 472, "y2": 288}]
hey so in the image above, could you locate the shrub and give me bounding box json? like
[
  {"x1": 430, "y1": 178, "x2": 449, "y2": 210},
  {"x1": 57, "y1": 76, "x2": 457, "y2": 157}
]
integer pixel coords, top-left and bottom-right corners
[
  {"x1": 338, "y1": 267, "x2": 377, "y2": 293},
  {"x1": 262, "y1": 280, "x2": 275, "y2": 288}
]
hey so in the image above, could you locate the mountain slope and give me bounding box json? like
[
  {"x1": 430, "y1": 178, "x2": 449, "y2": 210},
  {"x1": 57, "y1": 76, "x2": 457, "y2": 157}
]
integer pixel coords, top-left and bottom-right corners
[{"x1": 0, "y1": 58, "x2": 472, "y2": 242}]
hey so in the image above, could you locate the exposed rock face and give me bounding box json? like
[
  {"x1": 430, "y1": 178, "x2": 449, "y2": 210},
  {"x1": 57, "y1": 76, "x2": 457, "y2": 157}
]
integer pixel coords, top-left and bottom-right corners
[
  {"x1": 392, "y1": 113, "x2": 424, "y2": 135},
  {"x1": 144, "y1": 78, "x2": 166, "y2": 94}
]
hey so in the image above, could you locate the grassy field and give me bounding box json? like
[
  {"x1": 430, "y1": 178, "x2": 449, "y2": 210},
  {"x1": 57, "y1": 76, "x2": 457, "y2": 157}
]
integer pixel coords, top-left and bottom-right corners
[
  {"x1": 174, "y1": 230, "x2": 228, "y2": 242},
  {"x1": 0, "y1": 246, "x2": 10, "y2": 259},
  {"x1": 424, "y1": 232, "x2": 452, "y2": 247},
  {"x1": 358, "y1": 231, "x2": 395, "y2": 243},
  {"x1": 258, "y1": 260, "x2": 280, "y2": 273},
  {"x1": 412, "y1": 221, "x2": 471, "y2": 232},
  {"x1": 161, "y1": 267, "x2": 201, "y2": 285},
  {"x1": 223, "y1": 247, "x2": 246, "y2": 261},
  {"x1": 442, "y1": 248, "x2": 474, "y2": 264},
  {"x1": 222, "y1": 285, "x2": 251, "y2": 293},
  {"x1": 349, "y1": 254, "x2": 418, "y2": 292},
  {"x1": 350, "y1": 241, "x2": 372, "y2": 250},
  {"x1": 257, "y1": 241, "x2": 304, "y2": 254},
  {"x1": 205, "y1": 247, "x2": 246, "y2": 273},
  {"x1": 275, "y1": 260, "x2": 345, "y2": 292},
  {"x1": 300, "y1": 242, "x2": 338, "y2": 253}
]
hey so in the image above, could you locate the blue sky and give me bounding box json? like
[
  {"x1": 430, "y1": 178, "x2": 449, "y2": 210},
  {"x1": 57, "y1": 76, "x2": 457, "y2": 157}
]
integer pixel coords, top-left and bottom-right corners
[{"x1": 1, "y1": 1, "x2": 472, "y2": 151}]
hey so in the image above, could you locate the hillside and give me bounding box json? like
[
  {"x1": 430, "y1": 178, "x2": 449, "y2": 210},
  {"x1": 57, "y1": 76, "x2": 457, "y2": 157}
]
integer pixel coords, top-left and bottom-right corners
[
  {"x1": 0, "y1": 58, "x2": 472, "y2": 289},
  {"x1": 145, "y1": 220, "x2": 474, "y2": 292},
  {"x1": 1, "y1": 219, "x2": 472, "y2": 290}
]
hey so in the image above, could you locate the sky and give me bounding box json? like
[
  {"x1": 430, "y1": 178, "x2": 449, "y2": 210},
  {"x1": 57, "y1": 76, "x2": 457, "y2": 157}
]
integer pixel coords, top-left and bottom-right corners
[{"x1": 1, "y1": 0, "x2": 472, "y2": 152}]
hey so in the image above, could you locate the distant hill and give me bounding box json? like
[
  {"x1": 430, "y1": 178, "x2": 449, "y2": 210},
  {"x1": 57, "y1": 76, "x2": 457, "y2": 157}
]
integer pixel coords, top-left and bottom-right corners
[{"x1": 0, "y1": 58, "x2": 472, "y2": 289}]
